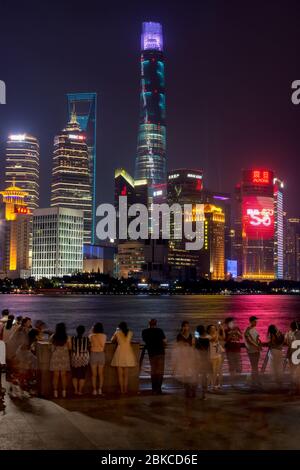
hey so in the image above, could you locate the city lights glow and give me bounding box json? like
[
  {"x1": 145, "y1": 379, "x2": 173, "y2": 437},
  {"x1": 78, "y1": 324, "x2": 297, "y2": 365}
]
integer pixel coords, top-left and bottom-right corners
[
  {"x1": 9, "y1": 134, "x2": 26, "y2": 141},
  {"x1": 14, "y1": 206, "x2": 31, "y2": 215},
  {"x1": 247, "y1": 208, "x2": 274, "y2": 226},
  {"x1": 242, "y1": 196, "x2": 275, "y2": 239},
  {"x1": 141, "y1": 22, "x2": 163, "y2": 51},
  {"x1": 187, "y1": 173, "x2": 202, "y2": 179},
  {"x1": 252, "y1": 169, "x2": 270, "y2": 184},
  {"x1": 68, "y1": 134, "x2": 85, "y2": 141}
]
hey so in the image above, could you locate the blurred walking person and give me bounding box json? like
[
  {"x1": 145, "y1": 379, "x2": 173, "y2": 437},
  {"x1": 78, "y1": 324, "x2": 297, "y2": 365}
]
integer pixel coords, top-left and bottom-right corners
[
  {"x1": 6, "y1": 317, "x2": 32, "y2": 365},
  {"x1": 207, "y1": 324, "x2": 224, "y2": 390},
  {"x1": 142, "y1": 319, "x2": 166, "y2": 395},
  {"x1": 244, "y1": 316, "x2": 262, "y2": 388},
  {"x1": 111, "y1": 322, "x2": 136, "y2": 394},
  {"x1": 285, "y1": 321, "x2": 299, "y2": 391},
  {"x1": 267, "y1": 324, "x2": 284, "y2": 388},
  {"x1": 49, "y1": 323, "x2": 71, "y2": 398},
  {"x1": 70, "y1": 325, "x2": 90, "y2": 396},
  {"x1": 224, "y1": 317, "x2": 243, "y2": 385},
  {"x1": 0, "y1": 309, "x2": 9, "y2": 340},
  {"x1": 12, "y1": 329, "x2": 39, "y2": 398},
  {"x1": 195, "y1": 325, "x2": 210, "y2": 399},
  {"x1": 2, "y1": 315, "x2": 15, "y2": 343},
  {"x1": 89, "y1": 322, "x2": 107, "y2": 396},
  {"x1": 174, "y1": 321, "x2": 198, "y2": 398}
]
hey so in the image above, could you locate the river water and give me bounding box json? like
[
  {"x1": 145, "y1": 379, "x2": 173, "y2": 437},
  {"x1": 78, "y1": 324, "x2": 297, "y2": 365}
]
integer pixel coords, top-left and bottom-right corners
[{"x1": 0, "y1": 294, "x2": 299, "y2": 341}]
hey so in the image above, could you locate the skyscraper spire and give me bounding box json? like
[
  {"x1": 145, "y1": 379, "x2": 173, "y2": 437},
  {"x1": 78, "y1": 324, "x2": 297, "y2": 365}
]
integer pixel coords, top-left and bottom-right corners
[
  {"x1": 66, "y1": 104, "x2": 81, "y2": 132},
  {"x1": 70, "y1": 103, "x2": 78, "y2": 124}
]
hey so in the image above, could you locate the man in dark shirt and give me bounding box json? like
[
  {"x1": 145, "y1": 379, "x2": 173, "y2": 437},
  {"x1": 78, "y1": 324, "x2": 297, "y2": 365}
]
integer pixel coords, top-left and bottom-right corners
[{"x1": 142, "y1": 319, "x2": 166, "y2": 394}]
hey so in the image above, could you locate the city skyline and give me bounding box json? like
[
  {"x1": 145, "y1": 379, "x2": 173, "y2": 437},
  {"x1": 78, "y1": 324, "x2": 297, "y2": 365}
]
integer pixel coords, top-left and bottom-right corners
[{"x1": 1, "y1": 0, "x2": 300, "y2": 218}]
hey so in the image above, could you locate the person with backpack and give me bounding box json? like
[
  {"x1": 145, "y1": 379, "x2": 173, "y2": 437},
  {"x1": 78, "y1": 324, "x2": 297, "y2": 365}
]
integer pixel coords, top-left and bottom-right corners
[{"x1": 267, "y1": 324, "x2": 284, "y2": 388}]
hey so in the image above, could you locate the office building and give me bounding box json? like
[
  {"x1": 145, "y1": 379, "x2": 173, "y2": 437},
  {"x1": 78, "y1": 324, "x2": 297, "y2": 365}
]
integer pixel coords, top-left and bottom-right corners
[
  {"x1": 273, "y1": 178, "x2": 284, "y2": 279},
  {"x1": 0, "y1": 182, "x2": 31, "y2": 278},
  {"x1": 284, "y1": 217, "x2": 300, "y2": 281},
  {"x1": 135, "y1": 22, "x2": 167, "y2": 184},
  {"x1": 167, "y1": 169, "x2": 203, "y2": 279},
  {"x1": 236, "y1": 169, "x2": 281, "y2": 281},
  {"x1": 114, "y1": 168, "x2": 148, "y2": 278},
  {"x1": 67, "y1": 93, "x2": 97, "y2": 243},
  {"x1": 167, "y1": 169, "x2": 225, "y2": 280},
  {"x1": 50, "y1": 112, "x2": 92, "y2": 244},
  {"x1": 199, "y1": 204, "x2": 225, "y2": 280},
  {"x1": 200, "y1": 189, "x2": 232, "y2": 262},
  {"x1": 6, "y1": 133, "x2": 39, "y2": 211},
  {"x1": 83, "y1": 243, "x2": 115, "y2": 276},
  {"x1": 32, "y1": 207, "x2": 83, "y2": 280}
]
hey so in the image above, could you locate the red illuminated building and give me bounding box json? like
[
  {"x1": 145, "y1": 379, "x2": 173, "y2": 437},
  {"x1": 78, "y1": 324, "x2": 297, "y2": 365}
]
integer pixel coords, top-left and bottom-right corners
[{"x1": 234, "y1": 168, "x2": 282, "y2": 281}]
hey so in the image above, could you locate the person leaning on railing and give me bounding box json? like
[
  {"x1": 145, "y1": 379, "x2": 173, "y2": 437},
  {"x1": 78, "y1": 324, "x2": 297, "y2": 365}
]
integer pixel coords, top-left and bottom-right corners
[
  {"x1": 89, "y1": 322, "x2": 107, "y2": 396},
  {"x1": 244, "y1": 316, "x2": 262, "y2": 388},
  {"x1": 142, "y1": 319, "x2": 167, "y2": 395},
  {"x1": 224, "y1": 317, "x2": 243, "y2": 386}
]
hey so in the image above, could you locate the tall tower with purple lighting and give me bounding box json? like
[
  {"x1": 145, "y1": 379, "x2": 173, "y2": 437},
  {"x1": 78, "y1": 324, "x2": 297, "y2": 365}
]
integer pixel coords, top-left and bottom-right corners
[{"x1": 135, "y1": 22, "x2": 166, "y2": 184}]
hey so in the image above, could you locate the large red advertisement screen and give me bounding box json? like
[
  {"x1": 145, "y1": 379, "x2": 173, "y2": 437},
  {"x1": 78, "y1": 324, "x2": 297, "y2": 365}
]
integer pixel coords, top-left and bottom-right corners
[{"x1": 242, "y1": 196, "x2": 274, "y2": 240}]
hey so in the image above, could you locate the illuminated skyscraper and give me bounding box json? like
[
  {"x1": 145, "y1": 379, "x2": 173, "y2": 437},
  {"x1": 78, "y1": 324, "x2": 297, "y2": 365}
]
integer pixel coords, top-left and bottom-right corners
[
  {"x1": 167, "y1": 172, "x2": 225, "y2": 280},
  {"x1": 284, "y1": 217, "x2": 300, "y2": 281},
  {"x1": 32, "y1": 207, "x2": 83, "y2": 280},
  {"x1": 50, "y1": 112, "x2": 92, "y2": 244},
  {"x1": 273, "y1": 178, "x2": 284, "y2": 279},
  {"x1": 236, "y1": 169, "x2": 276, "y2": 281},
  {"x1": 67, "y1": 93, "x2": 97, "y2": 243},
  {"x1": 114, "y1": 168, "x2": 148, "y2": 278},
  {"x1": 201, "y1": 204, "x2": 225, "y2": 280},
  {"x1": 135, "y1": 22, "x2": 166, "y2": 184},
  {"x1": 5, "y1": 134, "x2": 39, "y2": 211},
  {"x1": 0, "y1": 182, "x2": 31, "y2": 278}
]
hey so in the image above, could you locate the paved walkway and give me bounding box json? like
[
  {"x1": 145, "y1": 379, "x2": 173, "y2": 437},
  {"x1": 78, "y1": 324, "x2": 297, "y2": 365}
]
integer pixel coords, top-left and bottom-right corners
[{"x1": 1, "y1": 377, "x2": 300, "y2": 450}]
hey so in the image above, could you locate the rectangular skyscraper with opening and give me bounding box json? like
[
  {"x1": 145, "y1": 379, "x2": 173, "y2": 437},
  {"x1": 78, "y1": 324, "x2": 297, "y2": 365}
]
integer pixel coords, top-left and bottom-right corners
[{"x1": 67, "y1": 93, "x2": 97, "y2": 243}]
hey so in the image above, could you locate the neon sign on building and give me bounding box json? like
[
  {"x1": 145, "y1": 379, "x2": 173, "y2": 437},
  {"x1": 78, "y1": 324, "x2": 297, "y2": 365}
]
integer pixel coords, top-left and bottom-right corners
[
  {"x1": 242, "y1": 196, "x2": 275, "y2": 239},
  {"x1": 14, "y1": 206, "x2": 31, "y2": 215},
  {"x1": 252, "y1": 170, "x2": 270, "y2": 184},
  {"x1": 68, "y1": 134, "x2": 85, "y2": 141}
]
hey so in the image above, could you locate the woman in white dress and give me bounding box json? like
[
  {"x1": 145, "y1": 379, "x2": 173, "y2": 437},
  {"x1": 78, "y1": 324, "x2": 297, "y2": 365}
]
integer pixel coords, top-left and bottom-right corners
[{"x1": 111, "y1": 322, "x2": 136, "y2": 394}]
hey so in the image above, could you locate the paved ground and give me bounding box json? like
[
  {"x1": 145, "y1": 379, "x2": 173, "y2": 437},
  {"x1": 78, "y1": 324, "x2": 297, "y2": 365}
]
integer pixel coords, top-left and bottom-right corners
[{"x1": 1, "y1": 376, "x2": 300, "y2": 450}]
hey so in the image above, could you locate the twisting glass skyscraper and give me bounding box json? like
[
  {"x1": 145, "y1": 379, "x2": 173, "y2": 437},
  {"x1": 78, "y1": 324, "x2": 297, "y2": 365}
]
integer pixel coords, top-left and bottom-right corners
[{"x1": 135, "y1": 22, "x2": 166, "y2": 184}]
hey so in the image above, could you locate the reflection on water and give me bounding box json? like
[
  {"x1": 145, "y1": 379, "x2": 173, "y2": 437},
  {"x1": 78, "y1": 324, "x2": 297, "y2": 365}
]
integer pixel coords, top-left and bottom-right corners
[{"x1": 0, "y1": 294, "x2": 299, "y2": 341}]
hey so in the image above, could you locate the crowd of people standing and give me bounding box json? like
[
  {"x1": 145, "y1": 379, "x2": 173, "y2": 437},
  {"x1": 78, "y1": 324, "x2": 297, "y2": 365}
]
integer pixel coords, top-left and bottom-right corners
[{"x1": 1, "y1": 308, "x2": 300, "y2": 400}]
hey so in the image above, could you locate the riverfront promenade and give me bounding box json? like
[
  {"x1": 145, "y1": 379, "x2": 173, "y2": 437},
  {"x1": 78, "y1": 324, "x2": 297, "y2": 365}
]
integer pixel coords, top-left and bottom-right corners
[{"x1": 2, "y1": 376, "x2": 300, "y2": 450}]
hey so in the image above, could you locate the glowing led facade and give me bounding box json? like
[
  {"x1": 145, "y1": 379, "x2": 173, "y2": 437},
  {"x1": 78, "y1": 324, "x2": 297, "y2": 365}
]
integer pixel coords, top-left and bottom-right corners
[
  {"x1": 141, "y1": 22, "x2": 163, "y2": 51},
  {"x1": 67, "y1": 93, "x2": 97, "y2": 243},
  {"x1": 6, "y1": 134, "x2": 39, "y2": 211},
  {"x1": 135, "y1": 22, "x2": 166, "y2": 184},
  {"x1": 236, "y1": 169, "x2": 278, "y2": 281},
  {"x1": 50, "y1": 112, "x2": 92, "y2": 244},
  {"x1": 273, "y1": 178, "x2": 284, "y2": 279}
]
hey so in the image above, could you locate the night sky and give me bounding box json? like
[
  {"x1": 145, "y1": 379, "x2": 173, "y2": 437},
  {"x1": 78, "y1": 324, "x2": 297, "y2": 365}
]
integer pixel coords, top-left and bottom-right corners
[{"x1": 1, "y1": 0, "x2": 300, "y2": 216}]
